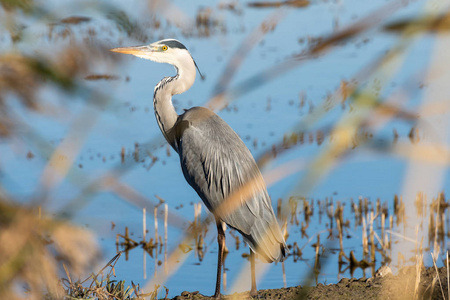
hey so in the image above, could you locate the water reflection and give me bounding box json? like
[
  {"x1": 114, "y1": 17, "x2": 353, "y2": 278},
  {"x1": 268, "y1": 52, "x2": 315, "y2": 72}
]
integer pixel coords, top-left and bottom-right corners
[{"x1": 114, "y1": 191, "x2": 450, "y2": 289}]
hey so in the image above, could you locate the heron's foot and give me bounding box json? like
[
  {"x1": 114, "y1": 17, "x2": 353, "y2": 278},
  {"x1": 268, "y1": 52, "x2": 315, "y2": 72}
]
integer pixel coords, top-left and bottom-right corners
[{"x1": 213, "y1": 292, "x2": 221, "y2": 299}]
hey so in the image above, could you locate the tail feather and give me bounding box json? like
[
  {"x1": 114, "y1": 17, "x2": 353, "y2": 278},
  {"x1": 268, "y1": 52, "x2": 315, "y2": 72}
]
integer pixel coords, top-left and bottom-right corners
[{"x1": 240, "y1": 215, "x2": 288, "y2": 263}]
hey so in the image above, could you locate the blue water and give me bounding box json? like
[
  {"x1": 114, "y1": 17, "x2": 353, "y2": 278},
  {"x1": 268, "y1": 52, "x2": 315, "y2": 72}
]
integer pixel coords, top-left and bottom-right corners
[{"x1": 2, "y1": 0, "x2": 450, "y2": 297}]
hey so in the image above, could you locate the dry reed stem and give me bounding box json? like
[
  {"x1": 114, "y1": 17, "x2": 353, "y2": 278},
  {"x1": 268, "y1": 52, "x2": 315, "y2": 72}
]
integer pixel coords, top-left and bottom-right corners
[
  {"x1": 248, "y1": 0, "x2": 309, "y2": 8},
  {"x1": 143, "y1": 164, "x2": 297, "y2": 294},
  {"x1": 101, "y1": 176, "x2": 187, "y2": 229},
  {"x1": 208, "y1": 8, "x2": 287, "y2": 110},
  {"x1": 431, "y1": 252, "x2": 446, "y2": 300},
  {"x1": 198, "y1": 166, "x2": 291, "y2": 271},
  {"x1": 146, "y1": 0, "x2": 192, "y2": 29},
  {"x1": 254, "y1": 10, "x2": 421, "y2": 172},
  {"x1": 372, "y1": 230, "x2": 386, "y2": 252},
  {"x1": 370, "y1": 212, "x2": 375, "y2": 262},
  {"x1": 390, "y1": 141, "x2": 450, "y2": 166},
  {"x1": 362, "y1": 215, "x2": 368, "y2": 255},
  {"x1": 385, "y1": 230, "x2": 417, "y2": 243},
  {"x1": 396, "y1": 2, "x2": 450, "y2": 295},
  {"x1": 164, "y1": 204, "x2": 168, "y2": 275},
  {"x1": 223, "y1": 263, "x2": 227, "y2": 292},
  {"x1": 447, "y1": 250, "x2": 449, "y2": 300},
  {"x1": 208, "y1": 0, "x2": 417, "y2": 112},
  {"x1": 433, "y1": 199, "x2": 440, "y2": 260},
  {"x1": 256, "y1": 14, "x2": 446, "y2": 258},
  {"x1": 154, "y1": 207, "x2": 159, "y2": 245},
  {"x1": 143, "y1": 208, "x2": 147, "y2": 242},
  {"x1": 336, "y1": 218, "x2": 344, "y2": 254},
  {"x1": 41, "y1": 104, "x2": 105, "y2": 192},
  {"x1": 143, "y1": 208, "x2": 147, "y2": 280},
  {"x1": 414, "y1": 225, "x2": 419, "y2": 257},
  {"x1": 414, "y1": 254, "x2": 423, "y2": 300},
  {"x1": 0, "y1": 201, "x2": 98, "y2": 299}
]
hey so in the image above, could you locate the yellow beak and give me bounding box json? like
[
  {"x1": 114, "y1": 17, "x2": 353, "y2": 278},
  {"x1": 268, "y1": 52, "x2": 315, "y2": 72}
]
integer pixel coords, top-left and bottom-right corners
[{"x1": 110, "y1": 45, "x2": 152, "y2": 55}]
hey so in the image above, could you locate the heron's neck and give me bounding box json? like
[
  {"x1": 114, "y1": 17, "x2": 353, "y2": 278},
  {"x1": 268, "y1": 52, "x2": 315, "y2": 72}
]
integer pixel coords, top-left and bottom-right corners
[{"x1": 153, "y1": 64, "x2": 196, "y2": 148}]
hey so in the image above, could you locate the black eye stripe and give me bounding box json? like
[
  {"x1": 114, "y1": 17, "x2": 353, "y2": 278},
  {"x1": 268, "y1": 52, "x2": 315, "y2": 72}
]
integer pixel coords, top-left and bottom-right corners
[{"x1": 161, "y1": 40, "x2": 187, "y2": 50}]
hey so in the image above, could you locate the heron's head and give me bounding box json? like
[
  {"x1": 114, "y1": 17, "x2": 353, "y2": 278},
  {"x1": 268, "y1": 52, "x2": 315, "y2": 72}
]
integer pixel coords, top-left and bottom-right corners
[{"x1": 111, "y1": 39, "x2": 203, "y2": 79}]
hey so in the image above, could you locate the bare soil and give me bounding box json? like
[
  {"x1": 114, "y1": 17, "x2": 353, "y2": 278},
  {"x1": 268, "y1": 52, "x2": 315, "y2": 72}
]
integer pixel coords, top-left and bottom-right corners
[{"x1": 170, "y1": 266, "x2": 449, "y2": 300}]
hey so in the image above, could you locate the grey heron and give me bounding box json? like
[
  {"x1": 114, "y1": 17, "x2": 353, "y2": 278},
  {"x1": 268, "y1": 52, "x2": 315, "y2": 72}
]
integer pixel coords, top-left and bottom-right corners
[{"x1": 111, "y1": 39, "x2": 288, "y2": 298}]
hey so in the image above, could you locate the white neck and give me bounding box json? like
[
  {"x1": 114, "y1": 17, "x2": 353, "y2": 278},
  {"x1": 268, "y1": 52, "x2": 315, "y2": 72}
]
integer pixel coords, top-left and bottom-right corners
[{"x1": 153, "y1": 54, "x2": 197, "y2": 148}]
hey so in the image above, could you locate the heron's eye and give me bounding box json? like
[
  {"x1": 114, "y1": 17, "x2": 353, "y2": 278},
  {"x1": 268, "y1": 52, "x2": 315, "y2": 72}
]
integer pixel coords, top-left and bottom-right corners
[{"x1": 162, "y1": 45, "x2": 168, "y2": 51}]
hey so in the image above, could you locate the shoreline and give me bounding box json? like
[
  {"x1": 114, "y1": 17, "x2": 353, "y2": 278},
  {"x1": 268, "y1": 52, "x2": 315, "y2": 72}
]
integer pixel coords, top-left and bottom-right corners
[{"x1": 169, "y1": 266, "x2": 448, "y2": 300}]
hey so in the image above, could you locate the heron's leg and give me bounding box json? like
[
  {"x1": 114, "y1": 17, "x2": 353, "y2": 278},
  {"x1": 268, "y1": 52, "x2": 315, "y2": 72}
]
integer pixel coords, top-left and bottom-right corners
[
  {"x1": 250, "y1": 248, "x2": 257, "y2": 297},
  {"x1": 213, "y1": 220, "x2": 225, "y2": 299}
]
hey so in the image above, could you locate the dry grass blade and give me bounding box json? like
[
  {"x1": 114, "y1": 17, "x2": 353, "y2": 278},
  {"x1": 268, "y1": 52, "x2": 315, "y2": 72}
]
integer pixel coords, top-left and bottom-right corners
[
  {"x1": 0, "y1": 199, "x2": 98, "y2": 299},
  {"x1": 143, "y1": 163, "x2": 293, "y2": 292},
  {"x1": 147, "y1": 0, "x2": 192, "y2": 29},
  {"x1": 255, "y1": 22, "x2": 421, "y2": 169},
  {"x1": 40, "y1": 101, "x2": 108, "y2": 194},
  {"x1": 255, "y1": 4, "x2": 435, "y2": 220},
  {"x1": 384, "y1": 11, "x2": 450, "y2": 34},
  {"x1": 208, "y1": 8, "x2": 287, "y2": 110},
  {"x1": 84, "y1": 74, "x2": 120, "y2": 81},
  {"x1": 63, "y1": 264, "x2": 72, "y2": 285},
  {"x1": 0, "y1": 41, "x2": 116, "y2": 200},
  {"x1": 144, "y1": 154, "x2": 327, "y2": 295},
  {"x1": 144, "y1": 223, "x2": 207, "y2": 293},
  {"x1": 0, "y1": 52, "x2": 78, "y2": 112},
  {"x1": 207, "y1": 0, "x2": 417, "y2": 110},
  {"x1": 447, "y1": 251, "x2": 449, "y2": 300},
  {"x1": 397, "y1": 10, "x2": 450, "y2": 290},
  {"x1": 248, "y1": 0, "x2": 309, "y2": 8},
  {"x1": 86, "y1": 252, "x2": 122, "y2": 285},
  {"x1": 371, "y1": 102, "x2": 418, "y2": 122},
  {"x1": 445, "y1": 251, "x2": 450, "y2": 299},
  {"x1": 385, "y1": 230, "x2": 417, "y2": 244},
  {"x1": 1, "y1": 0, "x2": 33, "y2": 11},
  {"x1": 286, "y1": 92, "x2": 383, "y2": 198},
  {"x1": 431, "y1": 252, "x2": 446, "y2": 300},
  {"x1": 100, "y1": 176, "x2": 188, "y2": 230},
  {"x1": 388, "y1": 141, "x2": 450, "y2": 166},
  {"x1": 414, "y1": 254, "x2": 423, "y2": 300},
  {"x1": 0, "y1": 0, "x2": 49, "y2": 16},
  {"x1": 0, "y1": 105, "x2": 132, "y2": 214},
  {"x1": 56, "y1": 134, "x2": 166, "y2": 218},
  {"x1": 70, "y1": 272, "x2": 141, "y2": 298},
  {"x1": 58, "y1": 15, "x2": 91, "y2": 25},
  {"x1": 107, "y1": 9, "x2": 148, "y2": 43},
  {"x1": 61, "y1": 251, "x2": 165, "y2": 299}
]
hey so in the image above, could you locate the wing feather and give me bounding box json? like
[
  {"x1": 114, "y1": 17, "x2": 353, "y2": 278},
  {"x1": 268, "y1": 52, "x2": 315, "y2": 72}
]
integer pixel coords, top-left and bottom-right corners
[{"x1": 173, "y1": 107, "x2": 287, "y2": 262}]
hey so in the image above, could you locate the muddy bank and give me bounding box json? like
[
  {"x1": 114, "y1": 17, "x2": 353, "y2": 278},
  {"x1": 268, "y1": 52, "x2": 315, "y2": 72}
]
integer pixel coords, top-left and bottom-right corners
[{"x1": 171, "y1": 266, "x2": 448, "y2": 299}]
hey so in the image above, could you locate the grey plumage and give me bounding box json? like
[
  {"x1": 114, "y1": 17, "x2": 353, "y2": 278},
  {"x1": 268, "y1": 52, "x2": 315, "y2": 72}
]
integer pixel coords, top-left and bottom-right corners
[{"x1": 172, "y1": 107, "x2": 287, "y2": 262}]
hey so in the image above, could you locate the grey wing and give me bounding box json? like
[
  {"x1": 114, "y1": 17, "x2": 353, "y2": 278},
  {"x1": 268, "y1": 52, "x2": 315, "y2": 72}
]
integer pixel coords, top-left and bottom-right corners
[{"x1": 173, "y1": 107, "x2": 287, "y2": 262}]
